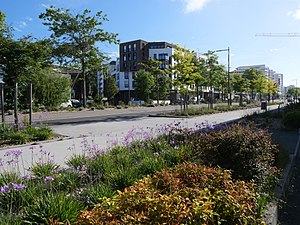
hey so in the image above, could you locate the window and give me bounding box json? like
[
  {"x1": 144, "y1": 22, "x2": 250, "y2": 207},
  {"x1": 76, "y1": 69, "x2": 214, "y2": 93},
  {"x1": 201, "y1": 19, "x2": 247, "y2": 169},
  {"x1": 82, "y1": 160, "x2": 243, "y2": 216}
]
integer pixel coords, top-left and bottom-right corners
[
  {"x1": 133, "y1": 43, "x2": 136, "y2": 51},
  {"x1": 154, "y1": 54, "x2": 157, "y2": 59},
  {"x1": 132, "y1": 72, "x2": 136, "y2": 79},
  {"x1": 117, "y1": 81, "x2": 120, "y2": 88},
  {"x1": 158, "y1": 53, "x2": 168, "y2": 61},
  {"x1": 123, "y1": 45, "x2": 127, "y2": 52},
  {"x1": 123, "y1": 55, "x2": 127, "y2": 61},
  {"x1": 129, "y1": 44, "x2": 132, "y2": 51},
  {"x1": 133, "y1": 62, "x2": 137, "y2": 69},
  {"x1": 128, "y1": 53, "x2": 132, "y2": 61},
  {"x1": 124, "y1": 80, "x2": 129, "y2": 88},
  {"x1": 117, "y1": 74, "x2": 119, "y2": 80},
  {"x1": 133, "y1": 52, "x2": 137, "y2": 60},
  {"x1": 125, "y1": 72, "x2": 129, "y2": 79}
]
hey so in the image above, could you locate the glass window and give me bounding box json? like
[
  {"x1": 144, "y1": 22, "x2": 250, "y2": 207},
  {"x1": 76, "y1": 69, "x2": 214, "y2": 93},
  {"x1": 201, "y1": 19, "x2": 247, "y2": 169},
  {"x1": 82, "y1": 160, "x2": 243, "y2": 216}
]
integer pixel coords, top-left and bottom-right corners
[
  {"x1": 123, "y1": 55, "x2": 127, "y2": 61},
  {"x1": 124, "y1": 80, "x2": 129, "y2": 88},
  {"x1": 128, "y1": 44, "x2": 132, "y2": 51},
  {"x1": 123, "y1": 45, "x2": 126, "y2": 52},
  {"x1": 133, "y1": 43, "x2": 136, "y2": 51},
  {"x1": 128, "y1": 53, "x2": 132, "y2": 61},
  {"x1": 125, "y1": 72, "x2": 129, "y2": 79},
  {"x1": 154, "y1": 54, "x2": 157, "y2": 59},
  {"x1": 133, "y1": 52, "x2": 137, "y2": 60}
]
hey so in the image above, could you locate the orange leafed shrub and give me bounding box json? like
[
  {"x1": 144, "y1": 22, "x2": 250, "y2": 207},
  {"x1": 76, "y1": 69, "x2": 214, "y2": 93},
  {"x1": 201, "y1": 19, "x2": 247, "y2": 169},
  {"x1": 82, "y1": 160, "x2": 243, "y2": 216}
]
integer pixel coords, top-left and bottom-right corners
[{"x1": 76, "y1": 163, "x2": 266, "y2": 225}]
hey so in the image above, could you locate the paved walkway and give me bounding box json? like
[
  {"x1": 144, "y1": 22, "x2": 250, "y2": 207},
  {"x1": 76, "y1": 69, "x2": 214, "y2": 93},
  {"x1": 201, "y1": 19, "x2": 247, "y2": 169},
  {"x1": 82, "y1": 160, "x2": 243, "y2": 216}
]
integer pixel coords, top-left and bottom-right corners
[{"x1": 278, "y1": 129, "x2": 300, "y2": 225}]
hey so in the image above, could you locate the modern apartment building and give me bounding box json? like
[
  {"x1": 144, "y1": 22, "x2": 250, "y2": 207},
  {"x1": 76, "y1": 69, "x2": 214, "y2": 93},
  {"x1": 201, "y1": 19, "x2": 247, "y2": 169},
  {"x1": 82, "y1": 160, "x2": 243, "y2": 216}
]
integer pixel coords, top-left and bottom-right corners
[
  {"x1": 118, "y1": 39, "x2": 175, "y2": 103},
  {"x1": 235, "y1": 64, "x2": 284, "y2": 95}
]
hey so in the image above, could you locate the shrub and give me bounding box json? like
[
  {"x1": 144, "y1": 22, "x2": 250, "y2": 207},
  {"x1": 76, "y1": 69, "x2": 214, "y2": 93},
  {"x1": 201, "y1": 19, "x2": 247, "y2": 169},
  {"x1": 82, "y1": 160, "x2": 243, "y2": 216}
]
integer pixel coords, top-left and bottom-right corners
[
  {"x1": 189, "y1": 124, "x2": 279, "y2": 192},
  {"x1": 23, "y1": 192, "x2": 84, "y2": 224},
  {"x1": 283, "y1": 110, "x2": 300, "y2": 129},
  {"x1": 77, "y1": 163, "x2": 265, "y2": 225}
]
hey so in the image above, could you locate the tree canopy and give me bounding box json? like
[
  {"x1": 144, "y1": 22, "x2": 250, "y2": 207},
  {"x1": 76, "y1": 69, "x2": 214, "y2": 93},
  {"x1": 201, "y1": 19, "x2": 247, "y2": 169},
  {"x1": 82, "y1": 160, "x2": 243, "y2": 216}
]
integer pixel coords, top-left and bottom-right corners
[{"x1": 39, "y1": 6, "x2": 119, "y2": 107}]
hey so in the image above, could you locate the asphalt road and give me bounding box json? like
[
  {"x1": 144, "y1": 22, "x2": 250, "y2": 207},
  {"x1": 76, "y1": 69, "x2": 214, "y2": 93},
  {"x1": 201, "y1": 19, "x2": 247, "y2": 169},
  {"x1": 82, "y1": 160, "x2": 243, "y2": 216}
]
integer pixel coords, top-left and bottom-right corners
[{"x1": 0, "y1": 104, "x2": 277, "y2": 174}]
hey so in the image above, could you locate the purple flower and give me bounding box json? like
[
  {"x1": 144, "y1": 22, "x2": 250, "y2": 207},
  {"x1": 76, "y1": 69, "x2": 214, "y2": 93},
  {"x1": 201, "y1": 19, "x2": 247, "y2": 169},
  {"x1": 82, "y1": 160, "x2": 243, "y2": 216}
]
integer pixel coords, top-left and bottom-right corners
[
  {"x1": 11, "y1": 183, "x2": 26, "y2": 191},
  {"x1": 44, "y1": 176, "x2": 54, "y2": 182},
  {"x1": 0, "y1": 185, "x2": 10, "y2": 193},
  {"x1": 4, "y1": 149, "x2": 22, "y2": 157}
]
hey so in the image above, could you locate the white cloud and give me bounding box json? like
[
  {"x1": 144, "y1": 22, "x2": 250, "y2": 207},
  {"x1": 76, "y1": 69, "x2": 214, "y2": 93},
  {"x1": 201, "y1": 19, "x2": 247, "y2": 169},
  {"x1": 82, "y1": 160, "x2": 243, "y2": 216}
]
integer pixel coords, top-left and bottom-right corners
[
  {"x1": 41, "y1": 3, "x2": 51, "y2": 8},
  {"x1": 182, "y1": 0, "x2": 211, "y2": 13},
  {"x1": 14, "y1": 27, "x2": 22, "y2": 32},
  {"x1": 26, "y1": 17, "x2": 33, "y2": 22},
  {"x1": 18, "y1": 21, "x2": 27, "y2": 28},
  {"x1": 288, "y1": 5, "x2": 300, "y2": 20}
]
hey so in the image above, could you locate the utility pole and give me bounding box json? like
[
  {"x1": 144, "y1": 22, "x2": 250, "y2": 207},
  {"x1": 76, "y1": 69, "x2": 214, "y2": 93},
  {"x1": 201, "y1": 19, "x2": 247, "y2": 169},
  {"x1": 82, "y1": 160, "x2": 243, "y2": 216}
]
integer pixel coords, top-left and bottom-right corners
[{"x1": 212, "y1": 47, "x2": 231, "y2": 106}]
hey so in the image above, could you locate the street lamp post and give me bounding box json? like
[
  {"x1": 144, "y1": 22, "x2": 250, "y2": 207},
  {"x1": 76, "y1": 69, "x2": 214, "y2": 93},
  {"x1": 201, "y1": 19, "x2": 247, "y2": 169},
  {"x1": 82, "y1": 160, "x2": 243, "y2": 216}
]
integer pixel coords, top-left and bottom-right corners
[{"x1": 212, "y1": 47, "x2": 231, "y2": 106}]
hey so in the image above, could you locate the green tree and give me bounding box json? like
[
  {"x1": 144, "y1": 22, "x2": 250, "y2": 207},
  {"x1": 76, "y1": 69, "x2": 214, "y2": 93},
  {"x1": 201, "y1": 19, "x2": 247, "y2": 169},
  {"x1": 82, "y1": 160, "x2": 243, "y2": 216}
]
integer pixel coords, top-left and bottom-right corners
[
  {"x1": 104, "y1": 75, "x2": 118, "y2": 105},
  {"x1": 287, "y1": 86, "x2": 300, "y2": 103},
  {"x1": 141, "y1": 58, "x2": 169, "y2": 104},
  {"x1": 242, "y1": 68, "x2": 261, "y2": 100},
  {"x1": 170, "y1": 46, "x2": 198, "y2": 110},
  {"x1": 0, "y1": 36, "x2": 52, "y2": 109},
  {"x1": 231, "y1": 73, "x2": 250, "y2": 106},
  {"x1": 202, "y1": 51, "x2": 225, "y2": 108},
  {"x1": 30, "y1": 67, "x2": 71, "y2": 108},
  {"x1": 267, "y1": 80, "x2": 278, "y2": 102},
  {"x1": 39, "y1": 6, "x2": 119, "y2": 108},
  {"x1": 253, "y1": 73, "x2": 268, "y2": 101},
  {"x1": 134, "y1": 70, "x2": 155, "y2": 103},
  {"x1": 193, "y1": 56, "x2": 206, "y2": 103}
]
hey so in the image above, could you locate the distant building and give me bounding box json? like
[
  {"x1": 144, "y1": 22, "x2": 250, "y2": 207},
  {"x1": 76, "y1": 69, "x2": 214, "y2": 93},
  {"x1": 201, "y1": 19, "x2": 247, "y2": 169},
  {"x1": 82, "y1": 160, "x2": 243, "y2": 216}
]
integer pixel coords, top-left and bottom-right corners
[
  {"x1": 118, "y1": 39, "x2": 175, "y2": 103},
  {"x1": 235, "y1": 64, "x2": 284, "y2": 95}
]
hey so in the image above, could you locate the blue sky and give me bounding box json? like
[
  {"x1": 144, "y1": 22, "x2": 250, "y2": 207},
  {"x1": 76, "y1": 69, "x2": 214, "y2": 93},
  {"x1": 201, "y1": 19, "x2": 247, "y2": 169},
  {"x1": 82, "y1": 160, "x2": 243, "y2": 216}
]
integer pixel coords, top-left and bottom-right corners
[{"x1": 1, "y1": 0, "x2": 300, "y2": 86}]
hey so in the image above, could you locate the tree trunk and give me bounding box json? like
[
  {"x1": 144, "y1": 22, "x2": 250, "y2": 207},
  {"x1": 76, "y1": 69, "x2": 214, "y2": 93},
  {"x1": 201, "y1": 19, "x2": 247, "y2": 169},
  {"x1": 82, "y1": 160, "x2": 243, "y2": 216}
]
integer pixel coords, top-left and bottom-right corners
[{"x1": 239, "y1": 93, "x2": 243, "y2": 106}]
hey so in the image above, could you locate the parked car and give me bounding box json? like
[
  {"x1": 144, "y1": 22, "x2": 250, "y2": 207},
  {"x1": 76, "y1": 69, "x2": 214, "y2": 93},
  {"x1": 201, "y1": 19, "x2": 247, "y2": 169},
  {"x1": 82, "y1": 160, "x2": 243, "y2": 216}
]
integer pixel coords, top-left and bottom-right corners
[
  {"x1": 129, "y1": 99, "x2": 145, "y2": 105},
  {"x1": 71, "y1": 99, "x2": 82, "y2": 108},
  {"x1": 60, "y1": 100, "x2": 72, "y2": 108}
]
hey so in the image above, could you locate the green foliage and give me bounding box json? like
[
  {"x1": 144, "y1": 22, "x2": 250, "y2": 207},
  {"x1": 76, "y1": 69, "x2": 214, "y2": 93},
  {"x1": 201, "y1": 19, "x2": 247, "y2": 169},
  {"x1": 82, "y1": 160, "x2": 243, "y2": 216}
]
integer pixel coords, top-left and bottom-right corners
[
  {"x1": 104, "y1": 75, "x2": 118, "y2": 104},
  {"x1": 39, "y1": 6, "x2": 119, "y2": 107},
  {"x1": 31, "y1": 67, "x2": 71, "y2": 108},
  {"x1": 134, "y1": 70, "x2": 155, "y2": 102},
  {"x1": 0, "y1": 125, "x2": 53, "y2": 146},
  {"x1": 283, "y1": 110, "x2": 300, "y2": 129},
  {"x1": 77, "y1": 163, "x2": 264, "y2": 225},
  {"x1": 23, "y1": 192, "x2": 84, "y2": 224},
  {"x1": 189, "y1": 124, "x2": 279, "y2": 192}
]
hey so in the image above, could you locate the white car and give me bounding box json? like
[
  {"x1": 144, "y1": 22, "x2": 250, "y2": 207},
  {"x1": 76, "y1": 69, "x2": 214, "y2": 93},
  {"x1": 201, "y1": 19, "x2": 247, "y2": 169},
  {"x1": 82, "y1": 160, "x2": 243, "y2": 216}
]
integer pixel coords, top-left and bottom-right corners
[{"x1": 60, "y1": 100, "x2": 72, "y2": 108}]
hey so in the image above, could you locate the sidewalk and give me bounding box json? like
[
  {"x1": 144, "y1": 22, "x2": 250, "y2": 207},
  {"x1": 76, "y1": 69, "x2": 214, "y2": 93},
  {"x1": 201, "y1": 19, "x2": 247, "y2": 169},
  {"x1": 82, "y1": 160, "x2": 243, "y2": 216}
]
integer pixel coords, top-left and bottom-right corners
[{"x1": 277, "y1": 129, "x2": 300, "y2": 225}]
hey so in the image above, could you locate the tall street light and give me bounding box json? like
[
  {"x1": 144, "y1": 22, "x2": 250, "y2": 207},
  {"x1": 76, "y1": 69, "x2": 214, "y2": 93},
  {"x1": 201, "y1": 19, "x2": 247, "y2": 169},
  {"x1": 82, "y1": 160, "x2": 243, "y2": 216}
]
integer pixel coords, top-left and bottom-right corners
[{"x1": 212, "y1": 47, "x2": 231, "y2": 106}]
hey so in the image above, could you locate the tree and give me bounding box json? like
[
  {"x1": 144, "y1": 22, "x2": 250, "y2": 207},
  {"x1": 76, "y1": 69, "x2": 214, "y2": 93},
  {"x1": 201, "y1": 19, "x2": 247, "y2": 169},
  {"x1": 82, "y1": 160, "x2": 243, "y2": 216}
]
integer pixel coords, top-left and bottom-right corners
[
  {"x1": 0, "y1": 36, "x2": 52, "y2": 109},
  {"x1": 253, "y1": 73, "x2": 268, "y2": 101},
  {"x1": 104, "y1": 75, "x2": 118, "y2": 105},
  {"x1": 231, "y1": 73, "x2": 250, "y2": 106},
  {"x1": 39, "y1": 6, "x2": 119, "y2": 107},
  {"x1": 242, "y1": 68, "x2": 261, "y2": 100},
  {"x1": 30, "y1": 67, "x2": 71, "y2": 108},
  {"x1": 287, "y1": 86, "x2": 300, "y2": 103},
  {"x1": 134, "y1": 70, "x2": 155, "y2": 103},
  {"x1": 267, "y1": 80, "x2": 278, "y2": 102},
  {"x1": 202, "y1": 51, "x2": 225, "y2": 108},
  {"x1": 141, "y1": 58, "x2": 169, "y2": 104},
  {"x1": 170, "y1": 46, "x2": 198, "y2": 110},
  {"x1": 193, "y1": 56, "x2": 206, "y2": 103}
]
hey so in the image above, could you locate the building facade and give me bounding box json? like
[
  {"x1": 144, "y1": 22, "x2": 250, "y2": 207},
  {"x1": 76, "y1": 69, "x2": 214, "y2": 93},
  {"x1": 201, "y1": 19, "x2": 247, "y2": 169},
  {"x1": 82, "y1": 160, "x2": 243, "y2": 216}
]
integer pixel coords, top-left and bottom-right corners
[
  {"x1": 118, "y1": 39, "x2": 175, "y2": 103},
  {"x1": 235, "y1": 64, "x2": 284, "y2": 95}
]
